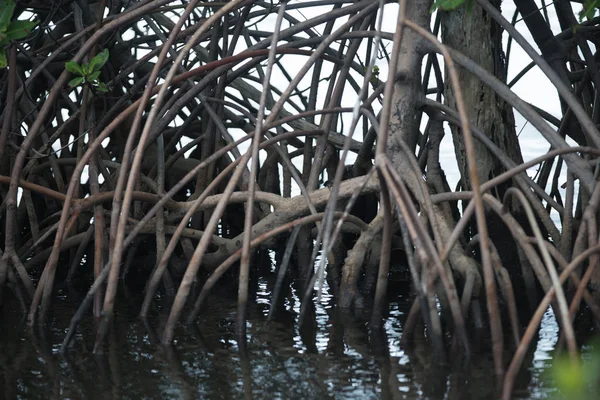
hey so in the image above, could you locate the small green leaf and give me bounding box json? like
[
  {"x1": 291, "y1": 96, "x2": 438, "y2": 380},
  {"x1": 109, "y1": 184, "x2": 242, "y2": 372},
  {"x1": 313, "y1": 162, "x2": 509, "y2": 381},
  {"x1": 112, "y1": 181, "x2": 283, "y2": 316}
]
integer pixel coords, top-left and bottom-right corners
[
  {"x1": 5, "y1": 20, "x2": 38, "y2": 40},
  {"x1": 65, "y1": 61, "x2": 85, "y2": 76},
  {"x1": 88, "y1": 49, "x2": 109, "y2": 73},
  {"x1": 579, "y1": 0, "x2": 600, "y2": 21},
  {"x1": 96, "y1": 82, "x2": 109, "y2": 93},
  {"x1": 0, "y1": 0, "x2": 16, "y2": 32},
  {"x1": 87, "y1": 70, "x2": 101, "y2": 82},
  {"x1": 431, "y1": 0, "x2": 465, "y2": 12},
  {"x1": 68, "y1": 76, "x2": 85, "y2": 87},
  {"x1": 370, "y1": 66, "x2": 379, "y2": 85},
  {"x1": 553, "y1": 357, "x2": 585, "y2": 397},
  {"x1": 0, "y1": 50, "x2": 7, "y2": 68},
  {"x1": 82, "y1": 62, "x2": 92, "y2": 76}
]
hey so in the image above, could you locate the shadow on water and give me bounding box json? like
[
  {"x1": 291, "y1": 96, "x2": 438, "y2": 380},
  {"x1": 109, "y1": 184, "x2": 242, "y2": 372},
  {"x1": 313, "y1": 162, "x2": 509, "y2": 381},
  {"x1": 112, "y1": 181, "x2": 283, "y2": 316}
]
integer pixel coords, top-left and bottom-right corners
[{"x1": 0, "y1": 279, "x2": 560, "y2": 400}]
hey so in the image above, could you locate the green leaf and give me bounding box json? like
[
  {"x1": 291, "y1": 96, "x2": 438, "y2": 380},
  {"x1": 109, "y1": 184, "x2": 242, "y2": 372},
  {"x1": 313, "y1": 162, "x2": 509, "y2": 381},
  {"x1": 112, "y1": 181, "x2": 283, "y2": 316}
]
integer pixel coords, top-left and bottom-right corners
[
  {"x1": 5, "y1": 19, "x2": 38, "y2": 40},
  {"x1": 96, "y1": 82, "x2": 109, "y2": 93},
  {"x1": 65, "y1": 61, "x2": 85, "y2": 76},
  {"x1": 370, "y1": 65, "x2": 379, "y2": 85},
  {"x1": 552, "y1": 357, "x2": 585, "y2": 398},
  {"x1": 431, "y1": 0, "x2": 465, "y2": 12},
  {"x1": 0, "y1": 50, "x2": 7, "y2": 68},
  {"x1": 465, "y1": 0, "x2": 475, "y2": 12},
  {"x1": 87, "y1": 70, "x2": 101, "y2": 82},
  {"x1": 88, "y1": 49, "x2": 109, "y2": 73},
  {"x1": 579, "y1": 0, "x2": 600, "y2": 21},
  {"x1": 82, "y1": 62, "x2": 92, "y2": 75},
  {"x1": 0, "y1": 0, "x2": 16, "y2": 32},
  {"x1": 68, "y1": 76, "x2": 85, "y2": 87}
]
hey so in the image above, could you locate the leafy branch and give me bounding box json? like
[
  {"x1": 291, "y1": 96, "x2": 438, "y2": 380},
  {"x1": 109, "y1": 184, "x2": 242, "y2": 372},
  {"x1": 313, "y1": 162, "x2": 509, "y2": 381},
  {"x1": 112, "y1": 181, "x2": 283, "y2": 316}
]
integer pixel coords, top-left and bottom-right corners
[
  {"x1": 580, "y1": 0, "x2": 600, "y2": 21},
  {"x1": 431, "y1": 0, "x2": 474, "y2": 12},
  {"x1": 0, "y1": 0, "x2": 39, "y2": 67},
  {"x1": 65, "y1": 49, "x2": 110, "y2": 92},
  {"x1": 431, "y1": 0, "x2": 600, "y2": 21}
]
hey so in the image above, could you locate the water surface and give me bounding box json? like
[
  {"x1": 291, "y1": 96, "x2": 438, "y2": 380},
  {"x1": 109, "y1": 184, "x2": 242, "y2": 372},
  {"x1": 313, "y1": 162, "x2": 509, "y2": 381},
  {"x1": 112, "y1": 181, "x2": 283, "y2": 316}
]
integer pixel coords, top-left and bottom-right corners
[{"x1": 0, "y1": 279, "x2": 559, "y2": 400}]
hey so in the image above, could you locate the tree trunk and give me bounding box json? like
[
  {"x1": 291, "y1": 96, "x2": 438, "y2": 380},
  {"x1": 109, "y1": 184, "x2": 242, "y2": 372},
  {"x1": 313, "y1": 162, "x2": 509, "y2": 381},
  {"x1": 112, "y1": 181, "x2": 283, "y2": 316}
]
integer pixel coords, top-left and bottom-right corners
[
  {"x1": 441, "y1": 2, "x2": 536, "y2": 317},
  {"x1": 441, "y1": 1, "x2": 523, "y2": 192}
]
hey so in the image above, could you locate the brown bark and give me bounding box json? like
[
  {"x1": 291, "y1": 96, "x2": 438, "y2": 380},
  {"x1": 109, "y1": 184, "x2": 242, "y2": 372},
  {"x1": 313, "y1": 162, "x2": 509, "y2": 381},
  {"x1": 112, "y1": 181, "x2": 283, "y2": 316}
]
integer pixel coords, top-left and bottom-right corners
[
  {"x1": 442, "y1": 1, "x2": 535, "y2": 326},
  {"x1": 383, "y1": 0, "x2": 483, "y2": 333},
  {"x1": 387, "y1": 2, "x2": 432, "y2": 157},
  {"x1": 441, "y1": 1, "x2": 523, "y2": 191}
]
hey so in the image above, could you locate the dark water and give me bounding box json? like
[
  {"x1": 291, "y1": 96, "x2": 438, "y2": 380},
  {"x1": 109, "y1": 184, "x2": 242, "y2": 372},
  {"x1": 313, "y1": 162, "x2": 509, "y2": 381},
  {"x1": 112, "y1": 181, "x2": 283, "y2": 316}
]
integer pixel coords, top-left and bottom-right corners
[{"x1": 1, "y1": 278, "x2": 559, "y2": 400}]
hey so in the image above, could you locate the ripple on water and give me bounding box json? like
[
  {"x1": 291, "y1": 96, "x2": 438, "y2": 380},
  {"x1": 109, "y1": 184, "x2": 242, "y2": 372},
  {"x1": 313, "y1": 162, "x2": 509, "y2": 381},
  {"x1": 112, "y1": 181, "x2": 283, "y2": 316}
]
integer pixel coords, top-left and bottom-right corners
[{"x1": 0, "y1": 280, "x2": 563, "y2": 399}]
